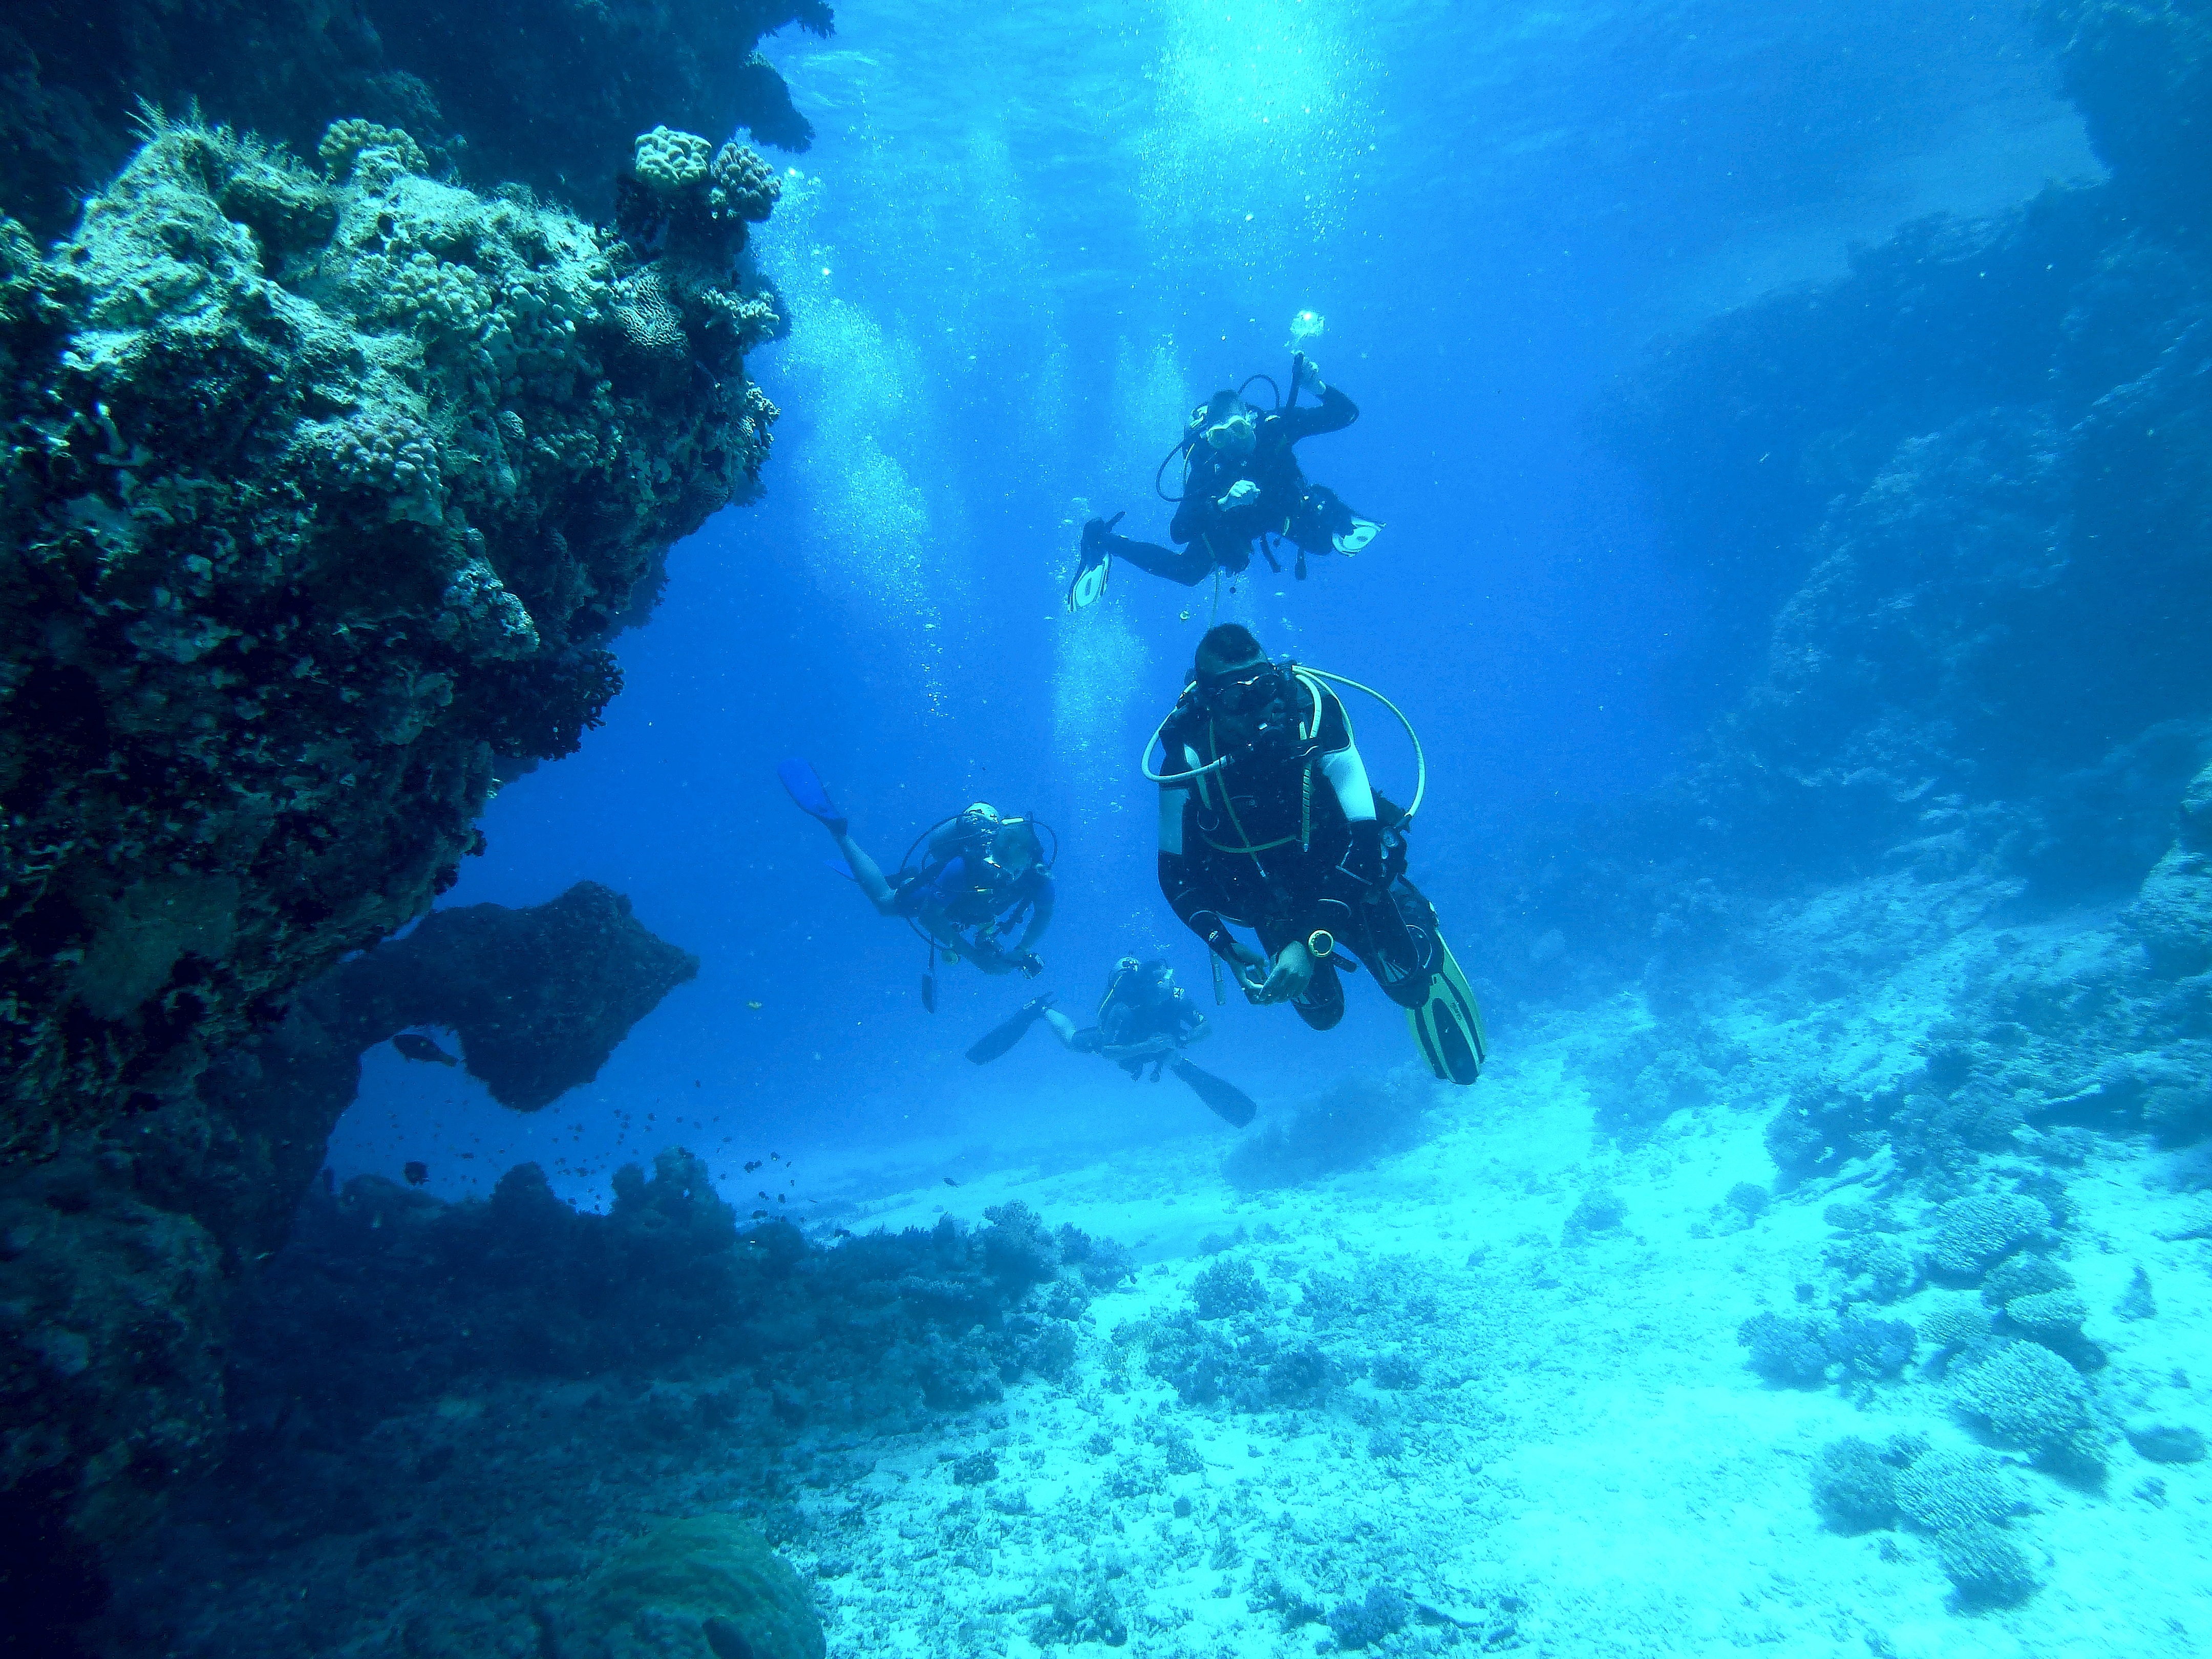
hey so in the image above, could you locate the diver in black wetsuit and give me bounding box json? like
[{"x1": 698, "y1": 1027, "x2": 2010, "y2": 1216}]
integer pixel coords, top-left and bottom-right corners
[
  {"x1": 1074, "y1": 356, "x2": 1380, "y2": 599},
  {"x1": 779, "y1": 759, "x2": 1054, "y2": 988},
  {"x1": 966, "y1": 957, "x2": 1259, "y2": 1126},
  {"x1": 1144, "y1": 624, "x2": 1486, "y2": 1084}
]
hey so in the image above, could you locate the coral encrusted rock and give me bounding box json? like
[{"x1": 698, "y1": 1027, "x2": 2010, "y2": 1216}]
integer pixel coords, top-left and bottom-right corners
[
  {"x1": 0, "y1": 118, "x2": 777, "y2": 1158},
  {"x1": 0, "y1": 0, "x2": 835, "y2": 239},
  {"x1": 315, "y1": 880, "x2": 701, "y2": 1111}
]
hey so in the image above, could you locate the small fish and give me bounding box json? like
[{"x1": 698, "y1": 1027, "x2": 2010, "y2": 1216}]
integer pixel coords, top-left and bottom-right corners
[
  {"x1": 393, "y1": 1033, "x2": 457, "y2": 1067},
  {"x1": 745, "y1": 1160, "x2": 762, "y2": 1174},
  {"x1": 833, "y1": 1227, "x2": 853, "y2": 1239},
  {"x1": 748, "y1": 1001, "x2": 763, "y2": 1010},
  {"x1": 944, "y1": 1176, "x2": 961, "y2": 1187},
  {"x1": 403, "y1": 1161, "x2": 429, "y2": 1186},
  {"x1": 776, "y1": 1194, "x2": 786, "y2": 1203},
  {"x1": 758, "y1": 1190, "x2": 770, "y2": 1200},
  {"x1": 752, "y1": 1209, "x2": 769, "y2": 1220}
]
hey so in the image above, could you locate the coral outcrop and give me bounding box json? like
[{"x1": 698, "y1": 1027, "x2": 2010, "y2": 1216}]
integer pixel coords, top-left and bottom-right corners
[
  {"x1": 294, "y1": 879, "x2": 700, "y2": 1112},
  {"x1": 0, "y1": 0, "x2": 834, "y2": 238},
  {"x1": 2, "y1": 118, "x2": 773, "y2": 1158}
]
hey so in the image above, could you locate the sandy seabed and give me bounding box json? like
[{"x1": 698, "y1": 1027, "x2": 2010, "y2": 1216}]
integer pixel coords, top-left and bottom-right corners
[{"x1": 799, "y1": 1010, "x2": 2210, "y2": 1659}]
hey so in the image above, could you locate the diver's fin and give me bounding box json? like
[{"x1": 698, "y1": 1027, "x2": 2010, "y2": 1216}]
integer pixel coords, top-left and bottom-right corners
[
  {"x1": 965, "y1": 995, "x2": 1054, "y2": 1065},
  {"x1": 1171, "y1": 1058, "x2": 1259, "y2": 1128},
  {"x1": 1069, "y1": 514, "x2": 1122, "y2": 611},
  {"x1": 823, "y1": 857, "x2": 858, "y2": 881},
  {"x1": 1405, "y1": 932, "x2": 1487, "y2": 1086},
  {"x1": 778, "y1": 757, "x2": 848, "y2": 837},
  {"x1": 1332, "y1": 518, "x2": 1382, "y2": 555}
]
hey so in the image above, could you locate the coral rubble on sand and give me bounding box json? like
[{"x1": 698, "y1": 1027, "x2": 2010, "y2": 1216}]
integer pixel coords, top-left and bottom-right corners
[{"x1": 95, "y1": 1173, "x2": 1120, "y2": 1656}]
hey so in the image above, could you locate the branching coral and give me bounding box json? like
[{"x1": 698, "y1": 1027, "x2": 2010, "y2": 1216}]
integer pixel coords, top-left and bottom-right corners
[
  {"x1": 1894, "y1": 1450, "x2": 2018, "y2": 1533},
  {"x1": 619, "y1": 125, "x2": 783, "y2": 261},
  {"x1": 1927, "y1": 1192, "x2": 2052, "y2": 1279},
  {"x1": 1951, "y1": 1341, "x2": 2106, "y2": 1475}
]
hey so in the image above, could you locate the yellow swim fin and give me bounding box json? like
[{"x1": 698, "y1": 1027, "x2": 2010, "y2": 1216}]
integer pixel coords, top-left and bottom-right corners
[{"x1": 1406, "y1": 931, "x2": 1486, "y2": 1086}]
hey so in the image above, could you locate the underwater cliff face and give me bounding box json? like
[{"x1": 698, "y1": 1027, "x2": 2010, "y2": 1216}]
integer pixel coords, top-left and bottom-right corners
[
  {"x1": 1478, "y1": 0, "x2": 2211, "y2": 995},
  {"x1": 0, "y1": 70, "x2": 794, "y2": 1631},
  {"x1": 0, "y1": 117, "x2": 777, "y2": 1159}
]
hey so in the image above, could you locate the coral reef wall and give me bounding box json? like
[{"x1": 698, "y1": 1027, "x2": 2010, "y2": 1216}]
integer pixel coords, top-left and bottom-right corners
[
  {"x1": 1480, "y1": 0, "x2": 2212, "y2": 992},
  {"x1": 0, "y1": 0, "x2": 833, "y2": 239},
  {"x1": 1, "y1": 117, "x2": 775, "y2": 1159},
  {"x1": 1, "y1": 85, "x2": 794, "y2": 1633}
]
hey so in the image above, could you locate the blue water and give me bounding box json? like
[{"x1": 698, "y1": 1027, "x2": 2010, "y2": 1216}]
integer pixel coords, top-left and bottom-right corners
[{"x1": 327, "y1": 0, "x2": 2099, "y2": 1192}]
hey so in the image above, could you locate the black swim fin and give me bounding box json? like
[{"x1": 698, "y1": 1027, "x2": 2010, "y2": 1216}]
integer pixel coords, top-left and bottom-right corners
[
  {"x1": 778, "y1": 757, "x2": 847, "y2": 837},
  {"x1": 1172, "y1": 1058, "x2": 1258, "y2": 1128},
  {"x1": 1069, "y1": 513, "x2": 1122, "y2": 611},
  {"x1": 1406, "y1": 932, "x2": 1486, "y2": 1086},
  {"x1": 965, "y1": 995, "x2": 1054, "y2": 1065}
]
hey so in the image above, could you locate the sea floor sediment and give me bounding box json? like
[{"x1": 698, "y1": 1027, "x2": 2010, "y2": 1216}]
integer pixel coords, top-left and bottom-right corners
[{"x1": 94, "y1": 881, "x2": 2212, "y2": 1659}]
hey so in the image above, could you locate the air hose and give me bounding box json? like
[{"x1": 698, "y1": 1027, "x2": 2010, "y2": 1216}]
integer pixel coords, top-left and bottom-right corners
[{"x1": 1141, "y1": 664, "x2": 1427, "y2": 825}]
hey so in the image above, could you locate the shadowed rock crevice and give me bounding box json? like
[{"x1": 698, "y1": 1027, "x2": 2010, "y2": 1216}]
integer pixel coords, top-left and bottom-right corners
[{"x1": 0, "y1": 885, "x2": 696, "y2": 1644}]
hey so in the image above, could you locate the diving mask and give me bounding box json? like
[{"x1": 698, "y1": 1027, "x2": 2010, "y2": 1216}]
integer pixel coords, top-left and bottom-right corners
[
  {"x1": 1200, "y1": 661, "x2": 1289, "y2": 716},
  {"x1": 1203, "y1": 411, "x2": 1256, "y2": 454}
]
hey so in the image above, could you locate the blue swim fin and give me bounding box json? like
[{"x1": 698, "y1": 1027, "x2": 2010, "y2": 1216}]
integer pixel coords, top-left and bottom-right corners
[{"x1": 778, "y1": 757, "x2": 848, "y2": 837}]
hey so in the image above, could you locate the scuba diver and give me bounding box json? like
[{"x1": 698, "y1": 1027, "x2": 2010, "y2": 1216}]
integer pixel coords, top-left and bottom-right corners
[
  {"x1": 1070, "y1": 353, "x2": 1381, "y2": 606},
  {"x1": 778, "y1": 758, "x2": 1055, "y2": 1009},
  {"x1": 1141, "y1": 624, "x2": 1486, "y2": 1085},
  {"x1": 966, "y1": 957, "x2": 1259, "y2": 1128}
]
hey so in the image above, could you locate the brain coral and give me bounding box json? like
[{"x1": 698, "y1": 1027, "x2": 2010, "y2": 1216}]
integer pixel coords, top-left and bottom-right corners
[
  {"x1": 560, "y1": 1514, "x2": 826, "y2": 1659},
  {"x1": 0, "y1": 117, "x2": 783, "y2": 1158}
]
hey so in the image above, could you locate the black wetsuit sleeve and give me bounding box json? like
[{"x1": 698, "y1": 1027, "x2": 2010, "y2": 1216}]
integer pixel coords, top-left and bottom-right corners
[
  {"x1": 1168, "y1": 470, "x2": 1220, "y2": 545},
  {"x1": 1160, "y1": 849, "x2": 1241, "y2": 965},
  {"x1": 1283, "y1": 383, "x2": 1357, "y2": 442}
]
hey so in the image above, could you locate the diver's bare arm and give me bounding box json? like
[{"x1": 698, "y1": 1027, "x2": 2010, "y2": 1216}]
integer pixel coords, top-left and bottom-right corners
[{"x1": 833, "y1": 831, "x2": 901, "y2": 913}]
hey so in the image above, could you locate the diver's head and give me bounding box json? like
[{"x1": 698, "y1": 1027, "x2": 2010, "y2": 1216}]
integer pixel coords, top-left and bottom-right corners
[
  {"x1": 1194, "y1": 623, "x2": 1290, "y2": 744},
  {"x1": 1199, "y1": 390, "x2": 1257, "y2": 458},
  {"x1": 984, "y1": 820, "x2": 1041, "y2": 880}
]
